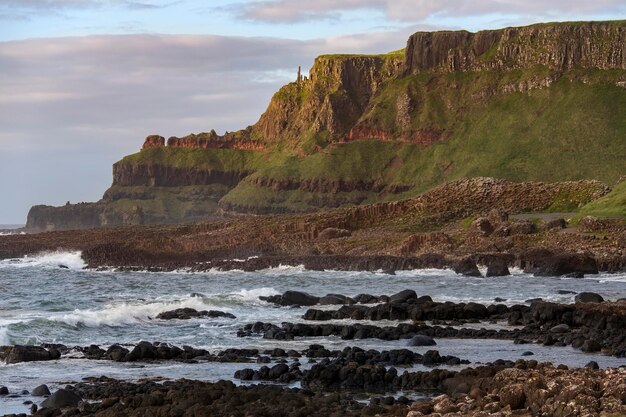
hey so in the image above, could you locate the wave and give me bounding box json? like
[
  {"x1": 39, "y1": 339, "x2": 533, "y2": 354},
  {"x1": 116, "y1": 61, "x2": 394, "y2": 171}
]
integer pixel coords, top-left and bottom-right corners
[
  {"x1": 0, "y1": 327, "x2": 10, "y2": 345},
  {"x1": 0, "y1": 231, "x2": 25, "y2": 236},
  {"x1": 47, "y1": 288, "x2": 278, "y2": 327},
  {"x1": 0, "y1": 250, "x2": 85, "y2": 270}
]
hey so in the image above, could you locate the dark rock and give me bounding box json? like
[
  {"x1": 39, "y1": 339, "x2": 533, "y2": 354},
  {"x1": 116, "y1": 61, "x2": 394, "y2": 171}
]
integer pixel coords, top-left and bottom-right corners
[
  {"x1": 32, "y1": 385, "x2": 51, "y2": 397},
  {"x1": 550, "y1": 324, "x2": 570, "y2": 333},
  {"x1": 408, "y1": 335, "x2": 437, "y2": 346},
  {"x1": 4, "y1": 345, "x2": 56, "y2": 364},
  {"x1": 585, "y1": 361, "x2": 600, "y2": 369},
  {"x1": 389, "y1": 289, "x2": 417, "y2": 303},
  {"x1": 0, "y1": 386, "x2": 8, "y2": 395},
  {"x1": 281, "y1": 291, "x2": 320, "y2": 306},
  {"x1": 564, "y1": 272, "x2": 584, "y2": 278},
  {"x1": 40, "y1": 388, "x2": 81, "y2": 409},
  {"x1": 522, "y1": 249, "x2": 598, "y2": 276},
  {"x1": 156, "y1": 308, "x2": 235, "y2": 320},
  {"x1": 453, "y1": 257, "x2": 482, "y2": 277},
  {"x1": 494, "y1": 297, "x2": 507, "y2": 302},
  {"x1": 319, "y1": 294, "x2": 351, "y2": 305},
  {"x1": 557, "y1": 290, "x2": 576, "y2": 295},
  {"x1": 574, "y1": 292, "x2": 604, "y2": 303},
  {"x1": 486, "y1": 259, "x2": 510, "y2": 277},
  {"x1": 268, "y1": 363, "x2": 290, "y2": 379},
  {"x1": 521, "y1": 351, "x2": 534, "y2": 356},
  {"x1": 581, "y1": 340, "x2": 602, "y2": 353}
]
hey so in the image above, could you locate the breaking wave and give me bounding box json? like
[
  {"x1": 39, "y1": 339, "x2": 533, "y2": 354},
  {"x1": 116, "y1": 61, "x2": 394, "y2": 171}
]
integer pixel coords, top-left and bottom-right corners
[{"x1": 0, "y1": 251, "x2": 86, "y2": 270}]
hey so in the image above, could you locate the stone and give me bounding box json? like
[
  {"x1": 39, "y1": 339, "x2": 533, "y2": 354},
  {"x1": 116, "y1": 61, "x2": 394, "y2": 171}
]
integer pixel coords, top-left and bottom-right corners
[
  {"x1": 550, "y1": 324, "x2": 570, "y2": 333},
  {"x1": 408, "y1": 335, "x2": 437, "y2": 346},
  {"x1": 453, "y1": 257, "x2": 482, "y2": 277},
  {"x1": 574, "y1": 292, "x2": 604, "y2": 303},
  {"x1": 32, "y1": 384, "x2": 51, "y2": 396},
  {"x1": 585, "y1": 361, "x2": 599, "y2": 370},
  {"x1": 486, "y1": 259, "x2": 510, "y2": 277},
  {"x1": 389, "y1": 289, "x2": 417, "y2": 303},
  {"x1": 4, "y1": 345, "x2": 55, "y2": 364},
  {"x1": 581, "y1": 340, "x2": 602, "y2": 353},
  {"x1": 281, "y1": 291, "x2": 320, "y2": 306},
  {"x1": 499, "y1": 383, "x2": 526, "y2": 409},
  {"x1": 40, "y1": 388, "x2": 82, "y2": 409},
  {"x1": 0, "y1": 386, "x2": 8, "y2": 395}
]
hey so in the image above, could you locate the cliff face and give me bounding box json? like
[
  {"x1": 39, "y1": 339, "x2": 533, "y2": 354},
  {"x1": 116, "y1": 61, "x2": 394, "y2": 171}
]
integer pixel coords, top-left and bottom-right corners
[
  {"x1": 26, "y1": 20, "x2": 626, "y2": 231},
  {"x1": 406, "y1": 22, "x2": 626, "y2": 74}
]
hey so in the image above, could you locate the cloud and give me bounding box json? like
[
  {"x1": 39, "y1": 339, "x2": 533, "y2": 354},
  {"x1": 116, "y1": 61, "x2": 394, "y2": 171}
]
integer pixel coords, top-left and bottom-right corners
[
  {"x1": 0, "y1": 28, "x2": 411, "y2": 222},
  {"x1": 0, "y1": 0, "x2": 176, "y2": 14},
  {"x1": 235, "y1": 0, "x2": 626, "y2": 23}
]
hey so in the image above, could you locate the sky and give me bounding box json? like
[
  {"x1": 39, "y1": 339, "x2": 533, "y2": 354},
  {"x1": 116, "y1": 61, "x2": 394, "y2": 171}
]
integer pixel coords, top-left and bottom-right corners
[{"x1": 0, "y1": 1, "x2": 625, "y2": 224}]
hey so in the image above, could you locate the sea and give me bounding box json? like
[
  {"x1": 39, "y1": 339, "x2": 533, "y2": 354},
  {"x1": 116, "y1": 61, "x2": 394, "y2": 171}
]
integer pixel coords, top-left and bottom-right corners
[{"x1": 0, "y1": 250, "x2": 625, "y2": 414}]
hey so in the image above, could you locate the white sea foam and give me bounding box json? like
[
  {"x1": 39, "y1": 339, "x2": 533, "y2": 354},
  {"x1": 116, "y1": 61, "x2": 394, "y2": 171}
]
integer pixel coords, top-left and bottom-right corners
[
  {"x1": 0, "y1": 231, "x2": 25, "y2": 236},
  {"x1": 0, "y1": 327, "x2": 11, "y2": 345},
  {"x1": 0, "y1": 250, "x2": 86, "y2": 270},
  {"x1": 232, "y1": 287, "x2": 280, "y2": 302}
]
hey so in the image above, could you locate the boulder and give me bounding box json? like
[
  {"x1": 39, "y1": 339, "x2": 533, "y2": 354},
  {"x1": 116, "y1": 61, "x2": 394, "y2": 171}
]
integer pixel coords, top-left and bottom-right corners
[
  {"x1": 499, "y1": 383, "x2": 526, "y2": 409},
  {"x1": 268, "y1": 363, "x2": 290, "y2": 379},
  {"x1": 389, "y1": 289, "x2": 417, "y2": 303},
  {"x1": 4, "y1": 345, "x2": 57, "y2": 364},
  {"x1": 522, "y1": 249, "x2": 598, "y2": 276},
  {"x1": 453, "y1": 257, "x2": 482, "y2": 277},
  {"x1": 472, "y1": 217, "x2": 494, "y2": 235},
  {"x1": 0, "y1": 386, "x2": 8, "y2": 395},
  {"x1": 319, "y1": 294, "x2": 351, "y2": 305},
  {"x1": 281, "y1": 291, "x2": 320, "y2": 306},
  {"x1": 486, "y1": 259, "x2": 510, "y2": 277},
  {"x1": 32, "y1": 384, "x2": 51, "y2": 397},
  {"x1": 408, "y1": 335, "x2": 437, "y2": 346},
  {"x1": 40, "y1": 388, "x2": 81, "y2": 409},
  {"x1": 585, "y1": 361, "x2": 599, "y2": 370},
  {"x1": 156, "y1": 308, "x2": 236, "y2": 320},
  {"x1": 550, "y1": 324, "x2": 570, "y2": 333},
  {"x1": 574, "y1": 292, "x2": 604, "y2": 303},
  {"x1": 581, "y1": 340, "x2": 602, "y2": 353}
]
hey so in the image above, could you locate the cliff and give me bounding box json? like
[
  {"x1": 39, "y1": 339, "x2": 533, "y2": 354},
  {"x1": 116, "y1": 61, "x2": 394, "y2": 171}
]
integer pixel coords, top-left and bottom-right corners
[
  {"x1": 26, "y1": 20, "x2": 626, "y2": 231},
  {"x1": 405, "y1": 21, "x2": 626, "y2": 74}
]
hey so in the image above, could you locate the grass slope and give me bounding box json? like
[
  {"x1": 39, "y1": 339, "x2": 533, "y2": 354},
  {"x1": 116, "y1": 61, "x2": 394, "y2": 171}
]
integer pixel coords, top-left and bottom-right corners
[{"x1": 580, "y1": 180, "x2": 626, "y2": 216}]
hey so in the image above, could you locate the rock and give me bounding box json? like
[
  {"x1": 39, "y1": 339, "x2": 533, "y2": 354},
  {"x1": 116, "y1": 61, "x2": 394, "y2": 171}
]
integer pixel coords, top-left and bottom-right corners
[
  {"x1": 408, "y1": 335, "x2": 437, "y2": 346},
  {"x1": 453, "y1": 257, "x2": 482, "y2": 277},
  {"x1": 318, "y1": 228, "x2": 351, "y2": 240},
  {"x1": 32, "y1": 384, "x2": 51, "y2": 396},
  {"x1": 545, "y1": 218, "x2": 567, "y2": 230},
  {"x1": 523, "y1": 249, "x2": 598, "y2": 276},
  {"x1": 581, "y1": 339, "x2": 602, "y2": 353},
  {"x1": 268, "y1": 363, "x2": 290, "y2": 379},
  {"x1": 0, "y1": 386, "x2": 8, "y2": 395},
  {"x1": 319, "y1": 294, "x2": 351, "y2": 305},
  {"x1": 4, "y1": 345, "x2": 56, "y2": 364},
  {"x1": 564, "y1": 272, "x2": 584, "y2": 278},
  {"x1": 574, "y1": 292, "x2": 604, "y2": 303},
  {"x1": 557, "y1": 290, "x2": 576, "y2": 295},
  {"x1": 156, "y1": 308, "x2": 236, "y2": 320},
  {"x1": 550, "y1": 324, "x2": 570, "y2": 333},
  {"x1": 354, "y1": 294, "x2": 378, "y2": 304},
  {"x1": 499, "y1": 383, "x2": 526, "y2": 409},
  {"x1": 494, "y1": 297, "x2": 507, "y2": 302},
  {"x1": 585, "y1": 361, "x2": 599, "y2": 369},
  {"x1": 281, "y1": 291, "x2": 320, "y2": 306},
  {"x1": 508, "y1": 220, "x2": 537, "y2": 235},
  {"x1": 472, "y1": 217, "x2": 494, "y2": 235},
  {"x1": 40, "y1": 388, "x2": 81, "y2": 409},
  {"x1": 389, "y1": 289, "x2": 417, "y2": 303},
  {"x1": 521, "y1": 351, "x2": 534, "y2": 356},
  {"x1": 486, "y1": 259, "x2": 510, "y2": 277}
]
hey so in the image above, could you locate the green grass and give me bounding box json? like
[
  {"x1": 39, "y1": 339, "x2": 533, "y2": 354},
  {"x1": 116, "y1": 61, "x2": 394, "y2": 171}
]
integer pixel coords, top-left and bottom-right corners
[
  {"x1": 118, "y1": 147, "x2": 263, "y2": 172},
  {"x1": 580, "y1": 181, "x2": 626, "y2": 216}
]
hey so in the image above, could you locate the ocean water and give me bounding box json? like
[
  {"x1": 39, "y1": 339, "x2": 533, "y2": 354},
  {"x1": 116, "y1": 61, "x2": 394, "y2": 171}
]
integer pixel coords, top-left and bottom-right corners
[{"x1": 0, "y1": 250, "x2": 625, "y2": 413}]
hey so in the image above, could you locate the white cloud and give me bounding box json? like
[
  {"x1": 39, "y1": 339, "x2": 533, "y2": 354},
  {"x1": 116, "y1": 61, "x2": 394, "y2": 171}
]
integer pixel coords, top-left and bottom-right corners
[{"x1": 236, "y1": 0, "x2": 626, "y2": 23}]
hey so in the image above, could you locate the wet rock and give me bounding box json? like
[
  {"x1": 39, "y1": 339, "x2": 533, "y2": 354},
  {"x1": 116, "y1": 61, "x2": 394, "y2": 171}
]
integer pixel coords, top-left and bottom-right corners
[
  {"x1": 522, "y1": 249, "x2": 598, "y2": 276},
  {"x1": 486, "y1": 259, "x2": 510, "y2": 277},
  {"x1": 40, "y1": 388, "x2": 81, "y2": 409},
  {"x1": 453, "y1": 257, "x2": 482, "y2": 277},
  {"x1": 319, "y1": 294, "x2": 352, "y2": 305},
  {"x1": 156, "y1": 308, "x2": 235, "y2": 320},
  {"x1": 408, "y1": 335, "x2": 436, "y2": 346},
  {"x1": 574, "y1": 292, "x2": 604, "y2": 303},
  {"x1": 32, "y1": 385, "x2": 51, "y2": 397},
  {"x1": 3, "y1": 345, "x2": 58, "y2": 364},
  {"x1": 389, "y1": 289, "x2": 417, "y2": 303},
  {"x1": 0, "y1": 386, "x2": 8, "y2": 395},
  {"x1": 585, "y1": 361, "x2": 599, "y2": 369}
]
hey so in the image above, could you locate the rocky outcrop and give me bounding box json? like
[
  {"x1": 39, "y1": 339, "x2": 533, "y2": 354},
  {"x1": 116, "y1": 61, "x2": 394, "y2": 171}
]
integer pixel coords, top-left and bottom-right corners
[
  {"x1": 406, "y1": 21, "x2": 626, "y2": 74},
  {"x1": 112, "y1": 162, "x2": 251, "y2": 187}
]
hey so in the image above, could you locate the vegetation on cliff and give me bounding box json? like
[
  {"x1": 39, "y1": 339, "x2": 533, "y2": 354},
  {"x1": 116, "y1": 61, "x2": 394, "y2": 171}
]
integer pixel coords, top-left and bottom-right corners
[{"x1": 26, "y1": 20, "x2": 626, "y2": 230}]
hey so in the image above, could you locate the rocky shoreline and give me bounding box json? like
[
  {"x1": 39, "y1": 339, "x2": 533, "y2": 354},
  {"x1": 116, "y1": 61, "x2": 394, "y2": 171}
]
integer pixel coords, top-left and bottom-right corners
[{"x1": 1, "y1": 289, "x2": 625, "y2": 416}]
